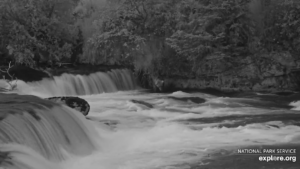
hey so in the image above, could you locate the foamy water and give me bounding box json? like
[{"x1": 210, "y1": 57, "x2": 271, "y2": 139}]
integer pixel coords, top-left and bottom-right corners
[
  {"x1": 5, "y1": 69, "x2": 137, "y2": 97},
  {"x1": 57, "y1": 91, "x2": 300, "y2": 169},
  {"x1": 1, "y1": 70, "x2": 300, "y2": 169},
  {"x1": 290, "y1": 101, "x2": 300, "y2": 110}
]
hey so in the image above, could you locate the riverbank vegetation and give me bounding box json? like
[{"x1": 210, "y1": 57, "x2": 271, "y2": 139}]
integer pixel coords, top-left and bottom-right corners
[{"x1": 1, "y1": 0, "x2": 300, "y2": 91}]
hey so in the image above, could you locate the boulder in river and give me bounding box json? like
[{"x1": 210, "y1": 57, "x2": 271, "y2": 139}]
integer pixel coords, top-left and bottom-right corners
[{"x1": 46, "y1": 96, "x2": 90, "y2": 116}]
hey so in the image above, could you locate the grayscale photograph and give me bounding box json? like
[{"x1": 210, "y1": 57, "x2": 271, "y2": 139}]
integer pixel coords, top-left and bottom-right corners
[{"x1": 0, "y1": 0, "x2": 299, "y2": 169}]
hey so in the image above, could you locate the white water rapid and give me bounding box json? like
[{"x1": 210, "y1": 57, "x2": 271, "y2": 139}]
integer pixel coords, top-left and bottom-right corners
[
  {"x1": 1, "y1": 69, "x2": 300, "y2": 169},
  {"x1": 13, "y1": 69, "x2": 137, "y2": 97}
]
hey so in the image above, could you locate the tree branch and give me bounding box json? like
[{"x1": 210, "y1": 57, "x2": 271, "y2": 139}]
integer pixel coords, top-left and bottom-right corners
[{"x1": 0, "y1": 61, "x2": 18, "y2": 91}]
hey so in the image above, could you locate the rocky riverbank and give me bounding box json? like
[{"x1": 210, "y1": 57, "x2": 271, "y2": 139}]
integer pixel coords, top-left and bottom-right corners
[
  {"x1": 141, "y1": 52, "x2": 300, "y2": 93},
  {"x1": 1, "y1": 61, "x2": 300, "y2": 94},
  {"x1": 160, "y1": 71, "x2": 300, "y2": 93}
]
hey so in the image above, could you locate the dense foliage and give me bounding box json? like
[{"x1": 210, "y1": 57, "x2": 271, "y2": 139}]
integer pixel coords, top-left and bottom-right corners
[
  {"x1": 76, "y1": 0, "x2": 300, "y2": 80},
  {"x1": 0, "y1": 0, "x2": 299, "y2": 84},
  {"x1": 0, "y1": 0, "x2": 79, "y2": 67}
]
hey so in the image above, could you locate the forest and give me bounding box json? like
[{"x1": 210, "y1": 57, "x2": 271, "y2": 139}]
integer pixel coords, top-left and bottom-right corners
[{"x1": 1, "y1": 0, "x2": 300, "y2": 91}]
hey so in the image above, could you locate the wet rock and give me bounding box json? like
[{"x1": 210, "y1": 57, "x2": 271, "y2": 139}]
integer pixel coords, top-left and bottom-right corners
[
  {"x1": 0, "y1": 151, "x2": 12, "y2": 166},
  {"x1": 168, "y1": 96, "x2": 206, "y2": 104},
  {"x1": 46, "y1": 97, "x2": 90, "y2": 116},
  {"x1": 131, "y1": 100, "x2": 153, "y2": 108}
]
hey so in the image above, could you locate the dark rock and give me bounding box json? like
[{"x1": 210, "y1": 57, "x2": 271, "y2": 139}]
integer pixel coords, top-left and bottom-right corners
[
  {"x1": 0, "y1": 151, "x2": 12, "y2": 166},
  {"x1": 46, "y1": 97, "x2": 90, "y2": 116},
  {"x1": 131, "y1": 100, "x2": 153, "y2": 108},
  {"x1": 168, "y1": 96, "x2": 206, "y2": 104}
]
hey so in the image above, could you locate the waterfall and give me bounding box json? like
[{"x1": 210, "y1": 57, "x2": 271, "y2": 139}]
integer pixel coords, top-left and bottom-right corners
[
  {"x1": 0, "y1": 93, "x2": 99, "y2": 168},
  {"x1": 14, "y1": 69, "x2": 137, "y2": 97}
]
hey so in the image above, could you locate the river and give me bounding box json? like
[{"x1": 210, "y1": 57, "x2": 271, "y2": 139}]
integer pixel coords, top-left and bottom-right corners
[{"x1": 0, "y1": 69, "x2": 299, "y2": 169}]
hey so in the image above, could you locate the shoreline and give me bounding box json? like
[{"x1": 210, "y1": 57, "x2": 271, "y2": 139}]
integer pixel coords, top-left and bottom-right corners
[{"x1": 1, "y1": 64, "x2": 300, "y2": 95}]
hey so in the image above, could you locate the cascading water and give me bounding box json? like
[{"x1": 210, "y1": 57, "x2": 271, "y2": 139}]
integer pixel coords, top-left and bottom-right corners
[
  {"x1": 0, "y1": 69, "x2": 138, "y2": 169},
  {"x1": 1, "y1": 69, "x2": 300, "y2": 169},
  {"x1": 0, "y1": 94, "x2": 99, "y2": 169},
  {"x1": 14, "y1": 69, "x2": 137, "y2": 97}
]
